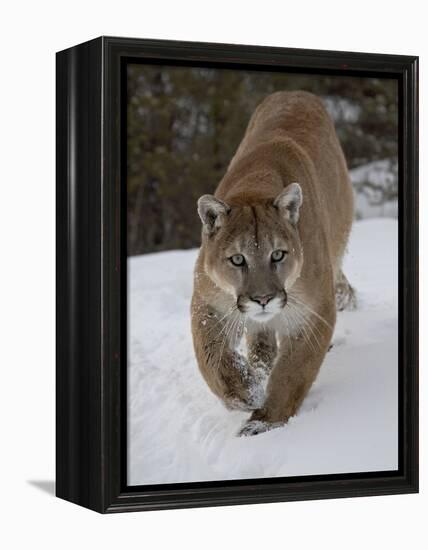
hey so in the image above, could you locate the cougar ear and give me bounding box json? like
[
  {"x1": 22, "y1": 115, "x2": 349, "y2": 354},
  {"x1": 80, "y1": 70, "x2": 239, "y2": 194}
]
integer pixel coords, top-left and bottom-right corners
[
  {"x1": 273, "y1": 183, "x2": 303, "y2": 225},
  {"x1": 197, "y1": 195, "x2": 230, "y2": 234}
]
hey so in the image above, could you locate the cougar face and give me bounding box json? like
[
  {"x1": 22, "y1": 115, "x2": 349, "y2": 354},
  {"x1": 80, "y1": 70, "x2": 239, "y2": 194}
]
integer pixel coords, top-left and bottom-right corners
[{"x1": 198, "y1": 183, "x2": 304, "y2": 323}]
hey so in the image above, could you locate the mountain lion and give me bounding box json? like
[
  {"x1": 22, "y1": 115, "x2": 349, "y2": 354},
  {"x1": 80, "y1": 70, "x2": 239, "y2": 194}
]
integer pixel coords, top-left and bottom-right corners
[{"x1": 191, "y1": 91, "x2": 355, "y2": 436}]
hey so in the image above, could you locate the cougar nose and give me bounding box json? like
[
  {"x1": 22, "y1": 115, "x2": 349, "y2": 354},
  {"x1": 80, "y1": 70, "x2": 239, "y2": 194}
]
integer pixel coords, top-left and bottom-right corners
[{"x1": 250, "y1": 294, "x2": 274, "y2": 306}]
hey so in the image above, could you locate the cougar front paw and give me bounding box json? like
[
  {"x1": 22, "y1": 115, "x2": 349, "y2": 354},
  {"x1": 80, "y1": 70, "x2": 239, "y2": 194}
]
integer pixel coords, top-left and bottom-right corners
[{"x1": 237, "y1": 418, "x2": 284, "y2": 437}]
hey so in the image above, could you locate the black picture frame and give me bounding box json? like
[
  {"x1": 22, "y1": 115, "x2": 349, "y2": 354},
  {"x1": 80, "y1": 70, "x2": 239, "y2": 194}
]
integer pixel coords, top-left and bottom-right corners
[{"x1": 56, "y1": 36, "x2": 419, "y2": 513}]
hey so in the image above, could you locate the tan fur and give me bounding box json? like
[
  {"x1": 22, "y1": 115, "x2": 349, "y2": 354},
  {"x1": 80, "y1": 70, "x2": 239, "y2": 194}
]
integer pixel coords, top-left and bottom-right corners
[{"x1": 191, "y1": 91, "x2": 355, "y2": 436}]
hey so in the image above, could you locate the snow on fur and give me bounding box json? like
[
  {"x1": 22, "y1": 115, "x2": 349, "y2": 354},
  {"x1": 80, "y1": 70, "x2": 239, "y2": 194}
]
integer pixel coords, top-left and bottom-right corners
[{"x1": 128, "y1": 218, "x2": 398, "y2": 485}]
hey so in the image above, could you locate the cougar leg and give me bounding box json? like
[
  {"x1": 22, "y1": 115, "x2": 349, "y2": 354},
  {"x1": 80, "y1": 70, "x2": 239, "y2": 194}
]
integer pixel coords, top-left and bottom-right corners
[
  {"x1": 239, "y1": 299, "x2": 335, "y2": 437},
  {"x1": 246, "y1": 329, "x2": 277, "y2": 375},
  {"x1": 191, "y1": 303, "x2": 265, "y2": 411},
  {"x1": 335, "y1": 269, "x2": 357, "y2": 311}
]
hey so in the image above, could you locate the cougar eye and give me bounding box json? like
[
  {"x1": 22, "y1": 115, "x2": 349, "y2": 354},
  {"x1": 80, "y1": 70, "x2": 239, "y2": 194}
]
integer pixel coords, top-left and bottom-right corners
[
  {"x1": 271, "y1": 250, "x2": 287, "y2": 262},
  {"x1": 230, "y1": 254, "x2": 246, "y2": 267}
]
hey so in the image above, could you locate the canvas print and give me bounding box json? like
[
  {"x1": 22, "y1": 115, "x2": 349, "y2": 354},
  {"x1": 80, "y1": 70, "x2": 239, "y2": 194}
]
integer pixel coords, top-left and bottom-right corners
[{"x1": 126, "y1": 64, "x2": 398, "y2": 485}]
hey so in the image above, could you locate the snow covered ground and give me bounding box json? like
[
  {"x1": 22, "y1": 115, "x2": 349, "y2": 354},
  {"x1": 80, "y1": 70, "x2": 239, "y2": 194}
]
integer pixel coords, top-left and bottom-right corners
[{"x1": 128, "y1": 218, "x2": 398, "y2": 485}]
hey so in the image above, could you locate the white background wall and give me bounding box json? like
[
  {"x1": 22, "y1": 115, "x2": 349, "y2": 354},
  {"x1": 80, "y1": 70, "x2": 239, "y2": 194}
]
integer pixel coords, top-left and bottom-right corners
[{"x1": 0, "y1": 1, "x2": 425, "y2": 547}]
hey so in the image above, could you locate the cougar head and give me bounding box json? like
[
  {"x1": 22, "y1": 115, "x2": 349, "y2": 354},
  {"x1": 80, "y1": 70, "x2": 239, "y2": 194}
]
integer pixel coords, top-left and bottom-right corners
[{"x1": 197, "y1": 183, "x2": 303, "y2": 322}]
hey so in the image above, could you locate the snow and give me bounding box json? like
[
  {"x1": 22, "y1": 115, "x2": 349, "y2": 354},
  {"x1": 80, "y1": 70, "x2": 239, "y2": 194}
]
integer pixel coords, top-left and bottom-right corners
[
  {"x1": 128, "y1": 218, "x2": 398, "y2": 485},
  {"x1": 323, "y1": 96, "x2": 361, "y2": 123},
  {"x1": 350, "y1": 160, "x2": 398, "y2": 219}
]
